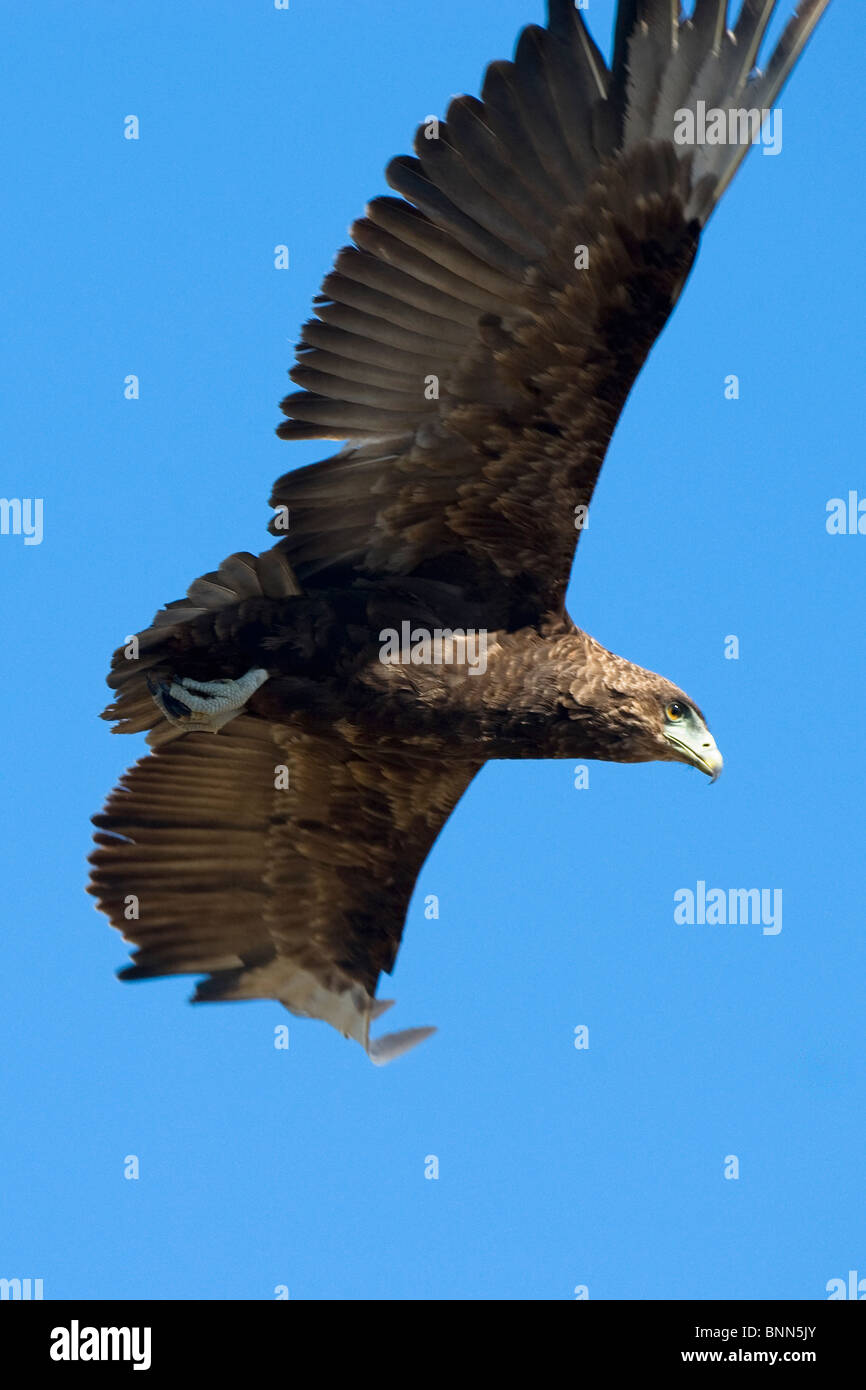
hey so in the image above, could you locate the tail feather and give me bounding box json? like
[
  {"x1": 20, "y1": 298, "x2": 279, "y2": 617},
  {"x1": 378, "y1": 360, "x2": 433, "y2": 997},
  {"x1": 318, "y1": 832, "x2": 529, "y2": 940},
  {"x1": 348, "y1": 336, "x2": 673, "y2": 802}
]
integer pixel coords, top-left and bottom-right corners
[{"x1": 101, "y1": 547, "x2": 301, "y2": 743}]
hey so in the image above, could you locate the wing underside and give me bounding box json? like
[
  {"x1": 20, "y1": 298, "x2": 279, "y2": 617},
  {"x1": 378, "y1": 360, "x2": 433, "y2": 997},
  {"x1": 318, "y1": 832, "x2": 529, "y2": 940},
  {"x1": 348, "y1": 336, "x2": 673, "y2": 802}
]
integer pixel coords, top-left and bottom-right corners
[
  {"x1": 270, "y1": 0, "x2": 830, "y2": 614},
  {"x1": 89, "y1": 710, "x2": 480, "y2": 1062}
]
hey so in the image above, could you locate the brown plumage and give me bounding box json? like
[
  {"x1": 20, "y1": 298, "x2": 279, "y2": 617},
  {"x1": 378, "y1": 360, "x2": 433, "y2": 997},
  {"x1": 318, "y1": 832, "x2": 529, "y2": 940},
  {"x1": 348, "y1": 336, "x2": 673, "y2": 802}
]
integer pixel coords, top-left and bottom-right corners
[{"x1": 88, "y1": 1, "x2": 831, "y2": 1062}]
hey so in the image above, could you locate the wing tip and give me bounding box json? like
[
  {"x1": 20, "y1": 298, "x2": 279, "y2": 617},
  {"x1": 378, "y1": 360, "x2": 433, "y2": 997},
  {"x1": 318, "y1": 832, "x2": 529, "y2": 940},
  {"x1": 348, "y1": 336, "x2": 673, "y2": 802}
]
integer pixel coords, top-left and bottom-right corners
[{"x1": 367, "y1": 1025, "x2": 438, "y2": 1066}]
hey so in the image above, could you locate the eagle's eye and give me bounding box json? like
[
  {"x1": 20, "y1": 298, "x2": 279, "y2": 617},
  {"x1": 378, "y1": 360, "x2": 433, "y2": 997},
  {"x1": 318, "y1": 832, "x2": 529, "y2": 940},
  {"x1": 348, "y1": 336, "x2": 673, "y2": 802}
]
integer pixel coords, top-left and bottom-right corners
[{"x1": 665, "y1": 701, "x2": 688, "y2": 722}]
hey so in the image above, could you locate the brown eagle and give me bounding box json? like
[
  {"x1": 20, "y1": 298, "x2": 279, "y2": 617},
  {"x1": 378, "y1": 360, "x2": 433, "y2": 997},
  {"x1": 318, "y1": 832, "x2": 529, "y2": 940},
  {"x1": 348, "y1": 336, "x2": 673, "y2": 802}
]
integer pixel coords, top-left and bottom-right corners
[{"x1": 89, "y1": 1, "x2": 831, "y2": 1062}]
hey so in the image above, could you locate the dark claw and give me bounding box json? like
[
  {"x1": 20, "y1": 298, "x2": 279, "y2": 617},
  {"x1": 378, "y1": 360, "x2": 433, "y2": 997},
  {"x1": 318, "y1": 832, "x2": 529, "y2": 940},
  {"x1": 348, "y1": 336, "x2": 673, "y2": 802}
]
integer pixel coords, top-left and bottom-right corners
[{"x1": 146, "y1": 675, "x2": 191, "y2": 720}]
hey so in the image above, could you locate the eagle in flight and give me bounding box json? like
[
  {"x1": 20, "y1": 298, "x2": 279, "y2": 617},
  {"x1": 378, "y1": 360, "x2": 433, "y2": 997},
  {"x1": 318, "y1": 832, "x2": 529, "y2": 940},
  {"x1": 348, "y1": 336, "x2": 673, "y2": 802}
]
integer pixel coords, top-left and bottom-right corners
[{"x1": 89, "y1": 1, "x2": 831, "y2": 1062}]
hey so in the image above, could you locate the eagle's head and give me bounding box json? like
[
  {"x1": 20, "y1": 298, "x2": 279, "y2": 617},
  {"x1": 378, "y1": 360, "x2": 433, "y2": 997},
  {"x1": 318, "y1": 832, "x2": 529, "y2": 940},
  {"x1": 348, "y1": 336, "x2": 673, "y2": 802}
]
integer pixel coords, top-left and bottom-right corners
[
  {"x1": 655, "y1": 693, "x2": 723, "y2": 782},
  {"x1": 592, "y1": 681, "x2": 723, "y2": 780},
  {"x1": 567, "y1": 640, "x2": 723, "y2": 781}
]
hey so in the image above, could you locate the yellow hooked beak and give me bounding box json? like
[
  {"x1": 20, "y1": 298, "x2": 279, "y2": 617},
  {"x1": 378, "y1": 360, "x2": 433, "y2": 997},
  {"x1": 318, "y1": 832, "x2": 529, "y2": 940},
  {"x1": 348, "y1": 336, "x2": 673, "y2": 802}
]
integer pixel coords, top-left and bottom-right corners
[{"x1": 664, "y1": 720, "x2": 723, "y2": 783}]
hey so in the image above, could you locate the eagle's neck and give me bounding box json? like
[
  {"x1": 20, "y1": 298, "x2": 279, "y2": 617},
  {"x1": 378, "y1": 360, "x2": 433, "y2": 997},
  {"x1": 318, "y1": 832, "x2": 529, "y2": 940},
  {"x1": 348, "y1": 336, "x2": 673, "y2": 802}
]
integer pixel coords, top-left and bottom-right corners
[{"x1": 346, "y1": 623, "x2": 652, "y2": 763}]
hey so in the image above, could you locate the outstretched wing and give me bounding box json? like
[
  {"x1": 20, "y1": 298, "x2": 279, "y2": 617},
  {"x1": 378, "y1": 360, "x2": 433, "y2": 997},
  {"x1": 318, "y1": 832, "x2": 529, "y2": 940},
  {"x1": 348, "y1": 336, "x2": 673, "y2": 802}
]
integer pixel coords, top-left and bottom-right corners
[
  {"x1": 271, "y1": 0, "x2": 830, "y2": 618},
  {"x1": 89, "y1": 712, "x2": 480, "y2": 1063}
]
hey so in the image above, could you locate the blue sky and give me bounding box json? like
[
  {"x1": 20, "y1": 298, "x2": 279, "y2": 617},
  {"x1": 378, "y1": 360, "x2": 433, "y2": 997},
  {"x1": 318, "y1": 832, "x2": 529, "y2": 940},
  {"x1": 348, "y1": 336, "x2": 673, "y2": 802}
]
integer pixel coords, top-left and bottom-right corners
[{"x1": 1, "y1": 0, "x2": 863, "y2": 1301}]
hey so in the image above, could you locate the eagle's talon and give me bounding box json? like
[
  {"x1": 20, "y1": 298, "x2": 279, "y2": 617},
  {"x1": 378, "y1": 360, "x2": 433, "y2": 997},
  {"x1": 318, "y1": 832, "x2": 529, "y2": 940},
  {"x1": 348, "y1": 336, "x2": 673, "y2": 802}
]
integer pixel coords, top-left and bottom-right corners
[{"x1": 149, "y1": 668, "x2": 269, "y2": 732}]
